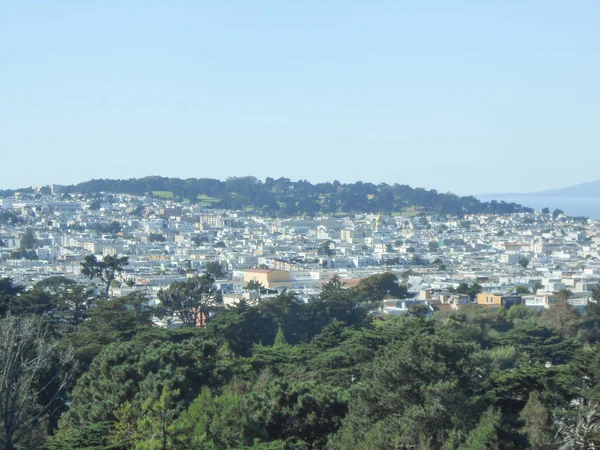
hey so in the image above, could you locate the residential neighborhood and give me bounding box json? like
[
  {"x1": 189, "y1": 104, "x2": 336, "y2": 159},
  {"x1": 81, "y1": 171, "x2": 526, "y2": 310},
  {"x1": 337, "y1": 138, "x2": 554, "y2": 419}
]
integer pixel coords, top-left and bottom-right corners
[{"x1": 2, "y1": 187, "x2": 599, "y2": 321}]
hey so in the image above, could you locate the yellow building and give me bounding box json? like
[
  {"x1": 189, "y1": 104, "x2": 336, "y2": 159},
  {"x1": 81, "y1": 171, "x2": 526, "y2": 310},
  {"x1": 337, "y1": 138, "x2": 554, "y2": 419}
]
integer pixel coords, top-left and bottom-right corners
[
  {"x1": 476, "y1": 293, "x2": 522, "y2": 309},
  {"x1": 243, "y1": 268, "x2": 292, "y2": 289}
]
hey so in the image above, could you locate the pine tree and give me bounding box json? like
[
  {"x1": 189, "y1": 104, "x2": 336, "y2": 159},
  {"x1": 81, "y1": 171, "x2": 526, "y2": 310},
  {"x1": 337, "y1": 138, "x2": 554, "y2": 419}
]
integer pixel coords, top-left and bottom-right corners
[
  {"x1": 274, "y1": 325, "x2": 288, "y2": 346},
  {"x1": 520, "y1": 391, "x2": 552, "y2": 450}
]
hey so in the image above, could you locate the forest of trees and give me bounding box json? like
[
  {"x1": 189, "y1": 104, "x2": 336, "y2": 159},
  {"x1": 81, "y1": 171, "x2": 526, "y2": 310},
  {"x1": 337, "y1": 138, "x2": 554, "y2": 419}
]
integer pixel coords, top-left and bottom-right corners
[
  {"x1": 0, "y1": 176, "x2": 533, "y2": 216},
  {"x1": 1, "y1": 270, "x2": 600, "y2": 449}
]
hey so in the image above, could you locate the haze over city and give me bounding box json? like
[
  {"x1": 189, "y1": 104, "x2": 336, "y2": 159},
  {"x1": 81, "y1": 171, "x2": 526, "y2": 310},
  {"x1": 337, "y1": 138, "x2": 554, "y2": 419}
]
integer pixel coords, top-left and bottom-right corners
[{"x1": 2, "y1": 2, "x2": 600, "y2": 194}]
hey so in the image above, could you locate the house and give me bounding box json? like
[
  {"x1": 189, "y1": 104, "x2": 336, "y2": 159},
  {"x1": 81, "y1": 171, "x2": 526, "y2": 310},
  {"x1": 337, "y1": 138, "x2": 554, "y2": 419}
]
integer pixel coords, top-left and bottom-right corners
[
  {"x1": 381, "y1": 299, "x2": 434, "y2": 316},
  {"x1": 476, "y1": 293, "x2": 522, "y2": 309}
]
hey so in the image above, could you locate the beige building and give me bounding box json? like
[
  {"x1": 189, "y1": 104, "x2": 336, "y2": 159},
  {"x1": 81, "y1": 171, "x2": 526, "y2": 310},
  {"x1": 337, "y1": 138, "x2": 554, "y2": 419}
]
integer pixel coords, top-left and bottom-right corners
[
  {"x1": 476, "y1": 293, "x2": 522, "y2": 309},
  {"x1": 243, "y1": 268, "x2": 292, "y2": 289}
]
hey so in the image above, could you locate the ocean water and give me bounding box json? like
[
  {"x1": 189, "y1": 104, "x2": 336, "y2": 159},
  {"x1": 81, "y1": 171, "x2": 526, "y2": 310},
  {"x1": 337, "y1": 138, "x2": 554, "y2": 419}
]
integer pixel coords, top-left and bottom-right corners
[{"x1": 477, "y1": 195, "x2": 600, "y2": 219}]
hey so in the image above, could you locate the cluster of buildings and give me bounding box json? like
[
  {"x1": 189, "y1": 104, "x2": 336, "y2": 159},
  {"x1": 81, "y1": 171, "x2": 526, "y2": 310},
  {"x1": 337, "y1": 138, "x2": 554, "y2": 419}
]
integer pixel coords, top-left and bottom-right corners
[{"x1": 1, "y1": 189, "x2": 600, "y2": 318}]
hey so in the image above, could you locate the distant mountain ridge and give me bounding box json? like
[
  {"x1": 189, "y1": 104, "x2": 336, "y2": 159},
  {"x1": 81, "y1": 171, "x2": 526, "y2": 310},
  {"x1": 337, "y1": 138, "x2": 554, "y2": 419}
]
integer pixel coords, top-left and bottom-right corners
[
  {"x1": 477, "y1": 180, "x2": 600, "y2": 219},
  {"x1": 0, "y1": 176, "x2": 533, "y2": 217},
  {"x1": 536, "y1": 180, "x2": 600, "y2": 196},
  {"x1": 482, "y1": 180, "x2": 600, "y2": 198}
]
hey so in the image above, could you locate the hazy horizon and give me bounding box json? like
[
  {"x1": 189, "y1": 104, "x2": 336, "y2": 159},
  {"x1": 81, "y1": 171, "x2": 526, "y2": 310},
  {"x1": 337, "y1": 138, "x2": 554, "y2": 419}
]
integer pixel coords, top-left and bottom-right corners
[{"x1": 2, "y1": 2, "x2": 599, "y2": 195}]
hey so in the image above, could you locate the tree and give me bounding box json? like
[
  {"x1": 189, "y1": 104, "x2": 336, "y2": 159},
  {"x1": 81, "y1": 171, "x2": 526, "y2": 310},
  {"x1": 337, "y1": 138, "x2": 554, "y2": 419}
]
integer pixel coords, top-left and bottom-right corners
[
  {"x1": 556, "y1": 401, "x2": 600, "y2": 450},
  {"x1": 158, "y1": 274, "x2": 223, "y2": 327},
  {"x1": 541, "y1": 207, "x2": 550, "y2": 215},
  {"x1": 135, "y1": 385, "x2": 181, "y2": 450},
  {"x1": 407, "y1": 303, "x2": 430, "y2": 318},
  {"x1": 520, "y1": 391, "x2": 552, "y2": 450},
  {"x1": 453, "y1": 282, "x2": 482, "y2": 301},
  {"x1": 332, "y1": 326, "x2": 484, "y2": 449},
  {"x1": 80, "y1": 254, "x2": 129, "y2": 298},
  {"x1": 273, "y1": 325, "x2": 288, "y2": 346},
  {"x1": 20, "y1": 229, "x2": 37, "y2": 250},
  {"x1": 318, "y1": 240, "x2": 335, "y2": 257},
  {"x1": 558, "y1": 289, "x2": 574, "y2": 302},
  {"x1": 148, "y1": 233, "x2": 166, "y2": 243},
  {"x1": 507, "y1": 304, "x2": 530, "y2": 321},
  {"x1": 540, "y1": 298, "x2": 580, "y2": 338},
  {"x1": 0, "y1": 278, "x2": 24, "y2": 317},
  {"x1": 54, "y1": 284, "x2": 94, "y2": 328},
  {"x1": 191, "y1": 235, "x2": 208, "y2": 246},
  {"x1": 514, "y1": 285, "x2": 531, "y2": 294},
  {"x1": 411, "y1": 255, "x2": 425, "y2": 266},
  {"x1": 171, "y1": 386, "x2": 246, "y2": 449},
  {"x1": 89, "y1": 200, "x2": 101, "y2": 211},
  {"x1": 65, "y1": 292, "x2": 152, "y2": 371},
  {"x1": 245, "y1": 280, "x2": 265, "y2": 292},
  {"x1": 582, "y1": 286, "x2": 600, "y2": 342},
  {"x1": 0, "y1": 315, "x2": 73, "y2": 450},
  {"x1": 204, "y1": 261, "x2": 227, "y2": 279},
  {"x1": 350, "y1": 272, "x2": 409, "y2": 302},
  {"x1": 553, "y1": 208, "x2": 564, "y2": 220},
  {"x1": 518, "y1": 256, "x2": 530, "y2": 269},
  {"x1": 53, "y1": 338, "x2": 218, "y2": 448},
  {"x1": 321, "y1": 274, "x2": 344, "y2": 297},
  {"x1": 462, "y1": 407, "x2": 501, "y2": 450},
  {"x1": 428, "y1": 241, "x2": 439, "y2": 253}
]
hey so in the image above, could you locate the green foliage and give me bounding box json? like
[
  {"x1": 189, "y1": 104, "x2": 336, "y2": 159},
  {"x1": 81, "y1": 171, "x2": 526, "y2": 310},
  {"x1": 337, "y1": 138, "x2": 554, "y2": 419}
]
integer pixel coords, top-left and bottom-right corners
[
  {"x1": 0, "y1": 277, "x2": 25, "y2": 317},
  {"x1": 80, "y1": 254, "x2": 129, "y2": 298},
  {"x1": 461, "y1": 407, "x2": 501, "y2": 450},
  {"x1": 89, "y1": 221, "x2": 122, "y2": 234},
  {"x1": 349, "y1": 272, "x2": 409, "y2": 302},
  {"x1": 205, "y1": 261, "x2": 227, "y2": 279},
  {"x1": 507, "y1": 304, "x2": 530, "y2": 321},
  {"x1": 158, "y1": 274, "x2": 222, "y2": 327},
  {"x1": 428, "y1": 240, "x2": 439, "y2": 252},
  {"x1": 11, "y1": 273, "x2": 600, "y2": 448},
  {"x1": 148, "y1": 233, "x2": 166, "y2": 242},
  {"x1": 540, "y1": 298, "x2": 581, "y2": 338},
  {"x1": 245, "y1": 279, "x2": 265, "y2": 292},
  {"x1": 61, "y1": 176, "x2": 533, "y2": 216},
  {"x1": 273, "y1": 326, "x2": 288, "y2": 346},
  {"x1": 171, "y1": 386, "x2": 246, "y2": 449},
  {"x1": 64, "y1": 292, "x2": 153, "y2": 370},
  {"x1": 317, "y1": 240, "x2": 335, "y2": 257},
  {"x1": 518, "y1": 256, "x2": 530, "y2": 268},
  {"x1": 134, "y1": 384, "x2": 181, "y2": 450},
  {"x1": 451, "y1": 282, "x2": 483, "y2": 300},
  {"x1": 20, "y1": 228, "x2": 37, "y2": 249},
  {"x1": 53, "y1": 337, "x2": 218, "y2": 448},
  {"x1": 520, "y1": 391, "x2": 553, "y2": 449},
  {"x1": 8, "y1": 248, "x2": 38, "y2": 260},
  {"x1": 333, "y1": 320, "x2": 486, "y2": 449},
  {"x1": 0, "y1": 210, "x2": 22, "y2": 224}
]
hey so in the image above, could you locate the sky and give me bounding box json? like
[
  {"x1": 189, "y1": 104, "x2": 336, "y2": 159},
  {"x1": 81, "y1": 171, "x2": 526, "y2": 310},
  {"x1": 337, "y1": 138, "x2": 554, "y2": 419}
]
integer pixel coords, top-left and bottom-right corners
[{"x1": 1, "y1": 1, "x2": 599, "y2": 195}]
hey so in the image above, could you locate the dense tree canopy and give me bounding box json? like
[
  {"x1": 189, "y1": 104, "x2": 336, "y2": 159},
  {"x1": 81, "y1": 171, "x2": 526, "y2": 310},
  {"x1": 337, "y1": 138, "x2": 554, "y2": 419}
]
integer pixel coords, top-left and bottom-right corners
[
  {"x1": 3, "y1": 272, "x2": 600, "y2": 449},
  {"x1": 50, "y1": 176, "x2": 533, "y2": 216}
]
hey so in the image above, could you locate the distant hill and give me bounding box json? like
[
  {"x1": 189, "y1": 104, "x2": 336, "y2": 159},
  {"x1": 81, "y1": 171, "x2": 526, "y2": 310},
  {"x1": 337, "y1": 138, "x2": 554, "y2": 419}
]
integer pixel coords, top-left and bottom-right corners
[
  {"x1": 477, "y1": 180, "x2": 600, "y2": 219},
  {"x1": 536, "y1": 180, "x2": 600, "y2": 197},
  {"x1": 1, "y1": 176, "x2": 533, "y2": 217},
  {"x1": 481, "y1": 180, "x2": 600, "y2": 198}
]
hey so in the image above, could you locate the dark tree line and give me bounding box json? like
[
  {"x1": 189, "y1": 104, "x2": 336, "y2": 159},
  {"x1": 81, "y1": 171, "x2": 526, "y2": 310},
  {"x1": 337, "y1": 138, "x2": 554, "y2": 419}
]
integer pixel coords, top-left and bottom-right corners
[{"x1": 51, "y1": 176, "x2": 532, "y2": 216}]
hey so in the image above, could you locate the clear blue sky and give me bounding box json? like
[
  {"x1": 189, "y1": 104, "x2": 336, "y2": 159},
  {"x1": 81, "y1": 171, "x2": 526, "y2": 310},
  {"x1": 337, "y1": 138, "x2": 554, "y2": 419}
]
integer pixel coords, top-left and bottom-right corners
[{"x1": 1, "y1": 1, "x2": 599, "y2": 195}]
